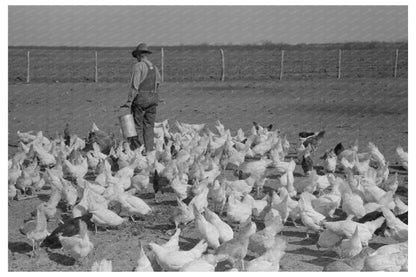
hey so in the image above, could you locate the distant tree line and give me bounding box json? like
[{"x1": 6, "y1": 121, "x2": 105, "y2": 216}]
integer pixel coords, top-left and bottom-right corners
[{"x1": 9, "y1": 41, "x2": 408, "y2": 51}]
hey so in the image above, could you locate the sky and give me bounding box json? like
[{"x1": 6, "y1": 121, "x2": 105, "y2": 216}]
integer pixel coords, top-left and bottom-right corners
[{"x1": 8, "y1": 5, "x2": 408, "y2": 47}]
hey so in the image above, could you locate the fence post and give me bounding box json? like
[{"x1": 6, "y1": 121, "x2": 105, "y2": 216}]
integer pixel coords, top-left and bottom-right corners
[
  {"x1": 394, "y1": 49, "x2": 399, "y2": 79},
  {"x1": 338, "y1": 49, "x2": 342, "y2": 79},
  {"x1": 26, "y1": 51, "x2": 30, "y2": 83},
  {"x1": 161, "y1": 48, "x2": 164, "y2": 82},
  {"x1": 279, "y1": 50, "x2": 284, "y2": 80},
  {"x1": 95, "y1": 51, "x2": 98, "y2": 83},
  {"x1": 220, "y1": 49, "x2": 225, "y2": 81}
]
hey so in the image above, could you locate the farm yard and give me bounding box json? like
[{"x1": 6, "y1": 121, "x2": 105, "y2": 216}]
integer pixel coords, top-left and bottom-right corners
[
  {"x1": 8, "y1": 45, "x2": 408, "y2": 272},
  {"x1": 8, "y1": 78, "x2": 408, "y2": 272}
]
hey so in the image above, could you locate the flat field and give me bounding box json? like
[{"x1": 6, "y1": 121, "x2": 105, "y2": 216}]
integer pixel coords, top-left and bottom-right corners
[{"x1": 8, "y1": 79, "x2": 408, "y2": 271}]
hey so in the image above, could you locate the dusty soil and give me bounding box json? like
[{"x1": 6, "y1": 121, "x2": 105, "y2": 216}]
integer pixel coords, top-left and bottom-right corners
[{"x1": 8, "y1": 79, "x2": 408, "y2": 271}]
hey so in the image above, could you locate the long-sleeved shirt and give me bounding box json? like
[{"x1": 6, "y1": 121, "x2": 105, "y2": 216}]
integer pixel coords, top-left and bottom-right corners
[{"x1": 127, "y1": 59, "x2": 161, "y2": 102}]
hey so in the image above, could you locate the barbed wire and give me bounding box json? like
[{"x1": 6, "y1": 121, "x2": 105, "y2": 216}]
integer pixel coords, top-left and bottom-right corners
[{"x1": 8, "y1": 47, "x2": 408, "y2": 83}]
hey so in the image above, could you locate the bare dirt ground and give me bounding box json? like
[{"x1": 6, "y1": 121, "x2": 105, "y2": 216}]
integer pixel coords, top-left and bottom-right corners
[{"x1": 8, "y1": 79, "x2": 408, "y2": 271}]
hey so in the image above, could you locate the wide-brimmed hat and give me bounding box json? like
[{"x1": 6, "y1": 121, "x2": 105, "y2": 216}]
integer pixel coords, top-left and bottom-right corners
[{"x1": 132, "y1": 43, "x2": 152, "y2": 57}]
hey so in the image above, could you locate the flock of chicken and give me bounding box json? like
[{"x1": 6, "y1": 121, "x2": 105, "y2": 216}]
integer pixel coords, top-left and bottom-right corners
[{"x1": 8, "y1": 119, "x2": 408, "y2": 271}]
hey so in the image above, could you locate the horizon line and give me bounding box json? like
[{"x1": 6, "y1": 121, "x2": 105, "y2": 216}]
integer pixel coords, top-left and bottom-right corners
[{"x1": 8, "y1": 39, "x2": 409, "y2": 49}]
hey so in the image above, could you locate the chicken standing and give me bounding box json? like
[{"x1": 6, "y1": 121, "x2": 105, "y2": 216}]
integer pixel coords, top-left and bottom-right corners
[
  {"x1": 338, "y1": 226, "x2": 362, "y2": 258},
  {"x1": 26, "y1": 208, "x2": 50, "y2": 256},
  {"x1": 134, "y1": 241, "x2": 154, "y2": 271},
  {"x1": 395, "y1": 145, "x2": 408, "y2": 170},
  {"x1": 91, "y1": 259, "x2": 112, "y2": 271},
  {"x1": 215, "y1": 219, "x2": 257, "y2": 271},
  {"x1": 149, "y1": 240, "x2": 208, "y2": 271},
  {"x1": 381, "y1": 207, "x2": 408, "y2": 242},
  {"x1": 249, "y1": 214, "x2": 284, "y2": 255},
  {"x1": 362, "y1": 241, "x2": 408, "y2": 271},
  {"x1": 59, "y1": 220, "x2": 94, "y2": 263},
  {"x1": 203, "y1": 207, "x2": 233, "y2": 243},
  {"x1": 246, "y1": 237, "x2": 287, "y2": 271},
  {"x1": 193, "y1": 206, "x2": 220, "y2": 249},
  {"x1": 298, "y1": 193, "x2": 325, "y2": 238}
]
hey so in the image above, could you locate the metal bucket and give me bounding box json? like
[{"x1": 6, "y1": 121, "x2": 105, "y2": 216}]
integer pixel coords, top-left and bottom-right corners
[{"x1": 119, "y1": 114, "x2": 137, "y2": 138}]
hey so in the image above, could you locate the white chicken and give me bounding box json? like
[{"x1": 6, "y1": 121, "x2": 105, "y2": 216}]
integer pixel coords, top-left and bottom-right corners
[
  {"x1": 395, "y1": 145, "x2": 408, "y2": 170},
  {"x1": 179, "y1": 254, "x2": 219, "y2": 272},
  {"x1": 381, "y1": 207, "x2": 408, "y2": 242},
  {"x1": 337, "y1": 226, "x2": 362, "y2": 258},
  {"x1": 188, "y1": 185, "x2": 209, "y2": 214},
  {"x1": 323, "y1": 217, "x2": 385, "y2": 246},
  {"x1": 226, "y1": 193, "x2": 253, "y2": 224},
  {"x1": 244, "y1": 194, "x2": 268, "y2": 216},
  {"x1": 238, "y1": 157, "x2": 272, "y2": 179},
  {"x1": 134, "y1": 241, "x2": 154, "y2": 271},
  {"x1": 323, "y1": 150, "x2": 337, "y2": 173},
  {"x1": 311, "y1": 183, "x2": 341, "y2": 218},
  {"x1": 116, "y1": 191, "x2": 152, "y2": 220},
  {"x1": 32, "y1": 142, "x2": 56, "y2": 167},
  {"x1": 17, "y1": 130, "x2": 36, "y2": 143},
  {"x1": 173, "y1": 197, "x2": 195, "y2": 228},
  {"x1": 26, "y1": 208, "x2": 50, "y2": 255},
  {"x1": 89, "y1": 202, "x2": 126, "y2": 232},
  {"x1": 193, "y1": 206, "x2": 220, "y2": 249},
  {"x1": 393, "y1": 196, "x2": 408, "y2": 215},
  {"x1": 203, "y1": 207, "x2": 234, "y2": 243},
  {"x1": 149, "y1": 240, "x2": 208, "y2": 271},
  {"x1": 317, "y1": 229, "x2": 343, "y2": 249},
  {"x1": 59, "y1": 221, "x2": 94, "y2": 261},
  {"x1": 379, "y1": 172, "x2": 398, "y2": 193},
  {"x1": 91, "y1": 259, "x2": 112, "y2": 271},
  {"x1": 363, "y1": 241, "x2": 408, "y2": 271},
  {"x1": 367, "y1": 142, "x2": 386, "y2": 168},
  {"x1": 249, "y1": 214, "x2": 284, "y2": 255},
  {"x1": 298, "y1": 192, "x2": 325, "y2": 238},
  {"x1": 208, "y1": 179, "x2": 227, "y2": 214},
  {"x1": 246, "y1": 237, "x2": 287, "y2": 271},
  {"x1": 339, "y1": 180, "x2": 366, "y2": 220},
  {"x1": 63, "y1": 156, "x2": 88, "y2": 179}
]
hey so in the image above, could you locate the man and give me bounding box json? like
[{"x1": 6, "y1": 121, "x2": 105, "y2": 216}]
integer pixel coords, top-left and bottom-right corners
[{"x1": 121, "y1": 43, "x2": 161, "y2": 152}]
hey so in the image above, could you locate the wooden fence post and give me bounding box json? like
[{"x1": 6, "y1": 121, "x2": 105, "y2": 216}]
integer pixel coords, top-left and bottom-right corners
[
  {"x1": 338, "y1": 49, "x2": 342, "y2": 79},
  {"x1": 161, "y1": 48, "x2": 164, "y2": 82},
  {"x1": 220, "y1": 49, "x2": 225, "y2": 81},
  {"x1": 394, "y1": 49, "x2": 399, "y2": 79},
  {"x1": 279, "y1": 50, "x2": 284, "y2": 80},
  {"x1": 95, "y1": 51, "x2": 98, "y2": 82},
  {"x1": 26, "y1": 51, "x2": 30, "y2": 83}
]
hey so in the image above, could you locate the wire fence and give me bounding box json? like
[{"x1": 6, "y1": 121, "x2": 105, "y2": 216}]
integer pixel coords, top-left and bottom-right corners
[{"x1": 8, "y1": 47, "x2": 408, "y2": 83}]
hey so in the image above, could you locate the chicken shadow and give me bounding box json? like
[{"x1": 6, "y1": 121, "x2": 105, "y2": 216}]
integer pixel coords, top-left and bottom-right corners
[
  {"x1": 152, "y1": 199, "x2": 177, "y2": 206},
  {"x1": 137, "y1": 192, "x2": 156, "y2": 200},
  {"x1": 216, "y1": 261, "x2": 235, "y2": 272},
  {"x1": 314, "y1": 165, "x2": 325, "y2": 175},
  {"x1": 179, "y1": 236, "x2": 201, "y2": 251},
  {"x1": 146, "y1": 223, "x2": 175, "y2": 232},
  {"x1": 8, "y1": 241, "x2": 32, "y2": 254},
  {"x1": 293, "y1": 172, "x2": 305, "y2": 178},
  {"x1": 289, "y1": 238, "x2": 318, "y2": 246},
  {"x1": 37, "y1": 193, "x2": 51, "y2": 202},
  {"x1": 396, "y1": 186, "x2": 408, "y2": 196},
  {"x1": 46, "y1": 250, "x2": 76, "y2": 266},
  {"x1": 368, "y1": 242, "x2": 387, "y2": 250},
  {"x1": 282, "y1": 230, "x2": 318, "y2": 240},
  {"x1": 388, "y1": 165, "x2": 408, "y2": 175},
  {"x1": 286, "y1": 247, "x2": 338, "y2": 267},
  {"x1": 302, "y1": 256, "x2": 338, "y2": 268}
]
